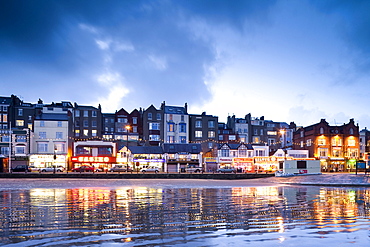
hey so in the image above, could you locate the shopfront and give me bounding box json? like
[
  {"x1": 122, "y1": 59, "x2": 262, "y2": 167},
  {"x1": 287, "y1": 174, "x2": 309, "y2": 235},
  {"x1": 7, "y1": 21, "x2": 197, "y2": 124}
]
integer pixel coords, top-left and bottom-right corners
[
  {"x1": 253, "y1": 156, "x2": 279, "y2": 172},
  {"x1": 29, "y1": 154, "x2": 67, "y2": 169},
  {"x1": 132, "y1": 158, "x2": 165, "y2": 172},
  {"x1": 71, "y1": 156, "x2": 116, "y2": 171},
  {"x1": 204, "y1": 157, "x2": 217, "y2": 172},
  {"x1": 233, "y1": 158, "x2": 254, "y2": 173},
  {"x1": 218, "y1": 157, "x2": 233, "y2": 169}
]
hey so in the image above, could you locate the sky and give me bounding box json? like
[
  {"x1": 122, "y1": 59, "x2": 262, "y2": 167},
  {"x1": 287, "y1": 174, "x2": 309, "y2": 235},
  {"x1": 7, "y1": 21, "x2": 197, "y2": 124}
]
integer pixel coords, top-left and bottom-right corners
[{"x1": 1, "y1": 0, "x2": 370, "y2": 128}]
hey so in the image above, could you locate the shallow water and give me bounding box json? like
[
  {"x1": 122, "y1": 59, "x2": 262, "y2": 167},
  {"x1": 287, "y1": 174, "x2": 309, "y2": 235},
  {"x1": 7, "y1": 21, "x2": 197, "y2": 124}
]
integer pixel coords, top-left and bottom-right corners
[{"x1": 0, "y1": 179, "x2": 369, "y2": 246}]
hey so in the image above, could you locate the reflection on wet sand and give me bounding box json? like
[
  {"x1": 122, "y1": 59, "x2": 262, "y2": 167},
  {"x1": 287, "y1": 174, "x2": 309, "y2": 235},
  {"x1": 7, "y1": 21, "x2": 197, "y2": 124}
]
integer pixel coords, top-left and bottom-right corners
[{"x1": 0, "y1": 185, "x2": 369, "y2": 246}]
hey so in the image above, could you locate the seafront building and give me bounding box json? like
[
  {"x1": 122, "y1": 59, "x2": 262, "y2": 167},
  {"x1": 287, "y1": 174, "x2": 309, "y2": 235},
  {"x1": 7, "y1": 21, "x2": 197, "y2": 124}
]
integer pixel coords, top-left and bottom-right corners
[{"x1": 0, "y1": 94, "x2": 365, "y2": 173}]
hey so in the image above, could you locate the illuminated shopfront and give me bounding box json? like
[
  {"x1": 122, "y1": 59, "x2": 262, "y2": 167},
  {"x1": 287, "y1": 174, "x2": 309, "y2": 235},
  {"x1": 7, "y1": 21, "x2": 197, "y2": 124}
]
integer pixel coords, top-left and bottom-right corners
[
  {"x1": 233, "y1": 158, "x2": 254, "y2": 173},
  {"x1": 71, "y1": 156, "x2": 116, "y2": 171},
  {"x1": 29, "y1": 154, "x2": 67, "y2": 169},
  {"x1": 253, "y1": 156, "x2": 279, "y2": 172}
]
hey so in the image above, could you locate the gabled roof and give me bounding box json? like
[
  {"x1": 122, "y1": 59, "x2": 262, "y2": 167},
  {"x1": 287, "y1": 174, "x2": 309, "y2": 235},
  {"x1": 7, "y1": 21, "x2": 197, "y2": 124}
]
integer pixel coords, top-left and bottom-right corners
[
  {"x1": 128, "y1": 146, "x2": 163, "y2": 154},
  {"x1": 162, "y1": 143, "x2": 201, "y2": 154},
  {"x1": 218, "y1": 143, "x2": 253, "y2": 150}
]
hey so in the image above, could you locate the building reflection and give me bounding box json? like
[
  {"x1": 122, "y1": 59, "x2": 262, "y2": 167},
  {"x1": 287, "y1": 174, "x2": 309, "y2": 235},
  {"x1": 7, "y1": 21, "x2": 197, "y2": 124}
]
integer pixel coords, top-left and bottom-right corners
[{"x1": 0, "y1": 185, "x2": 370, "y2": 241}]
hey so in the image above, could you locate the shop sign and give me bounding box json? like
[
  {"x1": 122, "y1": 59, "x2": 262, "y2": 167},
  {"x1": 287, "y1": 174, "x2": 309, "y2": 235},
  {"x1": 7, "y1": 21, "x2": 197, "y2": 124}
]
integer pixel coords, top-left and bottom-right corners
[
  {"x1": 71, "y1": 156, "x2": 116, "y2": 163},
  {"x1": 30, "y1": 155, "x2": 66, "y2": 162},
  {"x1": 133, "y1": 159, "x2": 165, "y2": 162},
  {"x1": 204, "y1": 157, "x2": 217, "y2": 163},
  {"x1": 219, "y1": 157, "x2": 233, "y2": 163},
  {"x1": 233, "y1": 158, "x2": 253, "y2": 163},
  {"x1": 254, "y1": 156, "x2": 278, "y2": 163}
]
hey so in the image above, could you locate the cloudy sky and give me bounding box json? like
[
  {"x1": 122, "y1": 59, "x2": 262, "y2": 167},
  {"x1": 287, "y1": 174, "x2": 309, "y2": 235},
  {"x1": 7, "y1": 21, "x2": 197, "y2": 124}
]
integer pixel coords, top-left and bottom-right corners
[{"x1": 1, "y1": 0, "x2": 370, "y2": 128}]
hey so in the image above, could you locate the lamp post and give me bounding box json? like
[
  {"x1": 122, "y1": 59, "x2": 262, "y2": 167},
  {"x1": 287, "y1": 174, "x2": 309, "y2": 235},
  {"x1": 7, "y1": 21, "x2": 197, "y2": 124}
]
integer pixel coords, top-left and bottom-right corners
[
  {"x1": 125, "y1": 125, "x2": 131, "y2": 169},
  {"x1": 53, "y1": 145, "x2": 57, "y2": 174}
]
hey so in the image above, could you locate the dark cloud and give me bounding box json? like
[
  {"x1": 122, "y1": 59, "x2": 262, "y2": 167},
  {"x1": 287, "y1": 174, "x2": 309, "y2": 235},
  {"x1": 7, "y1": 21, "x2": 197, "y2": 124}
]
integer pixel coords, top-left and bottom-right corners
[{"x1": 312, "y1": 0, "x2": 370, "y2": 74}]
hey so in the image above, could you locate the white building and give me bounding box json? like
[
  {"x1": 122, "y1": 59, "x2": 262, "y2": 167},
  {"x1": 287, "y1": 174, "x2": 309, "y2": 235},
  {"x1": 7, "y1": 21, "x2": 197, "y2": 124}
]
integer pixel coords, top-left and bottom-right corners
[
  {"x1": 30, "y1": 112, "x2": 72, "y2": 169},
  {"x1": 162, "y1": 102, "x2": 189, "y2": 143}
]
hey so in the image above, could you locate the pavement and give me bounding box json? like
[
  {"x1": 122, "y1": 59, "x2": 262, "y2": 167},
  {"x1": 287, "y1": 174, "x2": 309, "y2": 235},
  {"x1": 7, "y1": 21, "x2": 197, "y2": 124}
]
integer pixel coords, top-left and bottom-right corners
[{"x1": 261, "y1": 172, "x2": 370, "y2": 187}]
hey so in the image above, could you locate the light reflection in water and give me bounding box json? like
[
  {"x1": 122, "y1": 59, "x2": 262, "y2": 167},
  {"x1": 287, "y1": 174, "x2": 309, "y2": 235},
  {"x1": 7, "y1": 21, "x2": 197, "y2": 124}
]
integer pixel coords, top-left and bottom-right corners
[{"x1": 0, "y1": 185, "x2": 369, "y2": 246}]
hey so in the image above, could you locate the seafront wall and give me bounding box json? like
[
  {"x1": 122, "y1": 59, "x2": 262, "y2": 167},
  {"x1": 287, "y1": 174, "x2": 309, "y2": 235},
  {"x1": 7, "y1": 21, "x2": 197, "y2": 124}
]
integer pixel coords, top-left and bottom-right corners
[{"x1": 0, "y1": 172, "x2": 274, "y2": 180}]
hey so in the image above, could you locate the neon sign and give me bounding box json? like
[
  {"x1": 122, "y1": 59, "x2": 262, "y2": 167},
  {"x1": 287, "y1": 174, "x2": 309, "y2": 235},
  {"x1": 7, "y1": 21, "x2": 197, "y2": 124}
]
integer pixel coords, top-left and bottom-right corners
[{"x1": 72, "y1": 156, "x2": 115, "y2": 163}]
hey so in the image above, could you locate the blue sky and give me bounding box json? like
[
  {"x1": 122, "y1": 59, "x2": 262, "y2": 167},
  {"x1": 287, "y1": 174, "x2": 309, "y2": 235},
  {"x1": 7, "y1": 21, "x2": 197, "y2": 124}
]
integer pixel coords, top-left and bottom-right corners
[{"x1": 1, "y1": 0, "x2": 370, "y2": 128}]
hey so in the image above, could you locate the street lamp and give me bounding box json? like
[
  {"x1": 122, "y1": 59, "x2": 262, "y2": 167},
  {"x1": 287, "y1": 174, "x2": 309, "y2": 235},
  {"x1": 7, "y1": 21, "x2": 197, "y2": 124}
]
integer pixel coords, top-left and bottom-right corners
[
  {"x1": 125, "y1": 125, "x2": 131, "y2": 169},
  {"x1": 53, "y1": 145, "x2": 57, "y2": 174}
]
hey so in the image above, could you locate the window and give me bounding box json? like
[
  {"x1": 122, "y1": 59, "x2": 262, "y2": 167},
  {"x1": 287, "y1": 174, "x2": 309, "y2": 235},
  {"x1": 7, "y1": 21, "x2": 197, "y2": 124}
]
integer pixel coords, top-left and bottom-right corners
[
  {"x1": 229, "y1": 135, "x2": 236, "y2": 140},
  {"x1": 84, "y1": 110, "x2": 89, "y2": 117},
  {"x1": 219, "y1": 135, "x2": 223, "y2": 141},
  {"x1": 267, "y1": 131, "x2": 277, "y2": 135},
  {"x1": 179, "y1": 136, "x2": 186, "y2": 143},
  {"x1": 18, "y1": 109, "x2": 23, "y2": 116},
  {"x1": 181, "y1": 115, "x2": 184, "y2": 122},
  {"x1": 208, "y1": 131, "x2": 215, "y2": 138},
  {"x1": 297, "y1": 161, "x2": 307, "y2": 169},
  {"x1": 16, "y1": 135, "x2": 26, "y2": 142},
  {"x1": 2, "y1": 114, "x2": 7, "y2": 122},
  {"x1": 39, "y1": 132, "x2": 46, "y2": 139},
  {"x1": 2, "y1": 135, "x2": 10, "y2": 142},
  {"x1": 83, "y1": 120, "x2": 88, "y2": 127},
  {"x1": 195, "y1": 131, "x2": 202, "y2": 138},
  {"x1": 92, "y1": 111, "x2": 97, "y2": 117},
  {"x1": 167, "y1": 136, "x2": 175, "y2": 143},
  {"x1": 75, "y1": 110, "x2": 80, "y2": 117},
  {"x1": 195, "y1": 120, "x2": 202, "y2": 128},
  {"x1": 37, "y1": 142, "x2": 48, "y2": 152},
  {"x1": 318, "y1": 148, "x2": 328, "y2": 157},
  {"x1": 75, "y1": 130, "x2": 80, "y2": 137},
  {"x1": 83, "y1": 129, "x2": 88, "y2": 136},
  {"x1": 300, "y1": 131, "x2": 304, "y2": 137},
  {"x1": 348, "y1": 139, "x2": 356, "y2": 146},
  {"x1": 28, "y1": 116, "x2": 32, "y2": 121},
  {"x1": 15, "y1": 145, "x2": 25, "y2": 154},
  {"x1": 318, "y1": 138, "x2": 326, "y2": 145},
  {"x1": 1, "y1": 147, "x2": 9, "y2": 155},
  {"x1": 208, "y1": 142, "x2": 213, "y2": 149},
  {"x1": 149, "y1": 135, "x2": 160, "y2": 141},
  {"x1": 320, "y1": 127, "x2": 324, "y2": 134},
  {"x1": 57, "y1": 121, "x2": 62, "y2": 127},
  {"x1": 168, "y1": 123, "x2": 175, "y2": 132},
  {"x1": 349, "y1": 128, "x2": 354, "y2": 135},
  {"x1": 179, "y1": 123, "x2": 186, "y2": 133},
  {"x1": 105, "y1": 127, "x2": 108, "y2": 132},
  {"x1": 254, "y1": 129, "x2": 258, "y2": 135},
  {"x1": 40, "y1": 121, "x2": 45, "y2": 127},
  {"x1": 260, "y1": 129, "x2": 263, "y2": 135},
  {"x1": 75, "y1": 120, "x2": 80, "y2": 127},
  {"x1": 332, "y1": 137, "x2": 342, "y2": 146},
  {"x1": 54, "y1": 142, "x2": 65, "y2": 153},
  {"x1": 56, "y1": 132, "x2": 63, "y2": 139},
  {"x1": 221, "y1": 149, "x2": 229, "y2": 157},
  {"x1": 133, "y1": 126, "x2": 137, "y2": 133},
  {"x1": 110, "y1": 127, "x2": 114, "y2": 132},
  {"x1": 148, "y1": 113, "x2": 152, "y2": 120},
  {"x1": 156, "y1": 113, "x2": 161, "y2": 120},
  {"x1": 132, "y1": 117, "x2": 137, "y2": 124},
  {"x1": 306, "y1": 139, "x2": 312, "y2": 146},
  {"x1": 92, "y1": 120, "x2": 97, "y2": 127},
  {"x1": 268, "y1": 139, "x2": 275, "y2": 146},
  {"x1": 92, "y1": 130, "x2": 97, "y2": 136},
  {"x1": 149, "y1": 123, "x2": 160, "y2": 130},
  {"x1": 16, "y1": 120, "x2": 24, "y2": 126},
  {"x1": 208, "y1": 120, "x2": 215, "y2": 128},
  {"x1": 105, "y1": 118, "x2": 108, "y2": 123}
]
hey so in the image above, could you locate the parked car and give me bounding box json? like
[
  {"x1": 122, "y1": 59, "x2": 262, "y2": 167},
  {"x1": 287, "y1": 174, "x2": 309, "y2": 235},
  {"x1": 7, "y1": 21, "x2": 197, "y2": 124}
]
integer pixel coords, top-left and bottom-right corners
[
  {"x1": 72, "y1": 165, "x2": 101, "y2": 172},
  {"x1": 11, "y1": 165, "x2": 30, "y2": 172},
  {"x1": 28, "y1": 165, "x2": 40, "y2": 172},
  {"x1": 109, "y1": 165, "x2": 133, "y2": 172},
  {"x1": 217, "y1": 168, "x2": 236, "y2": 173},
  {"x1": 185, "y1": 165, "x2": 202, "y2": 173},
  {"x1": 39, "y1": 166, "x2": 65, "y2": 172},
  {"x1": 140, "y1": 166, "x2": 160, "y2": 173}
]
